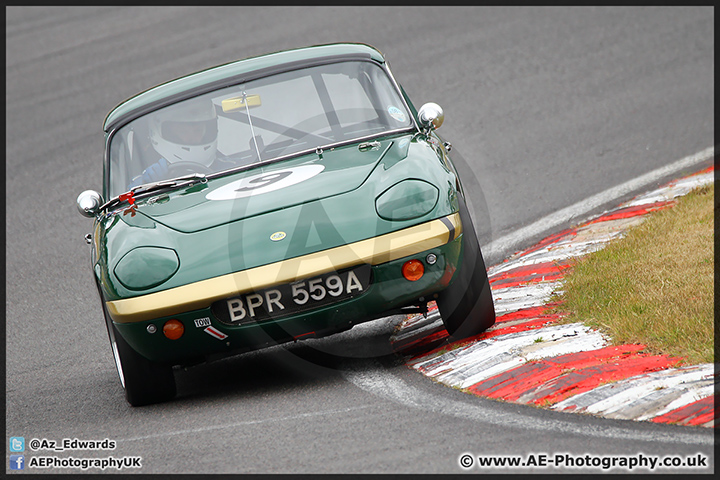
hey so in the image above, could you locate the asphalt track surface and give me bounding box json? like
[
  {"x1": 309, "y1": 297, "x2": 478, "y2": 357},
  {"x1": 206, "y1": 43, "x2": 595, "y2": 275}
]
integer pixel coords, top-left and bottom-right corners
[{"x1": 5, "y1": 6, "x2": 714, "y2": 475}]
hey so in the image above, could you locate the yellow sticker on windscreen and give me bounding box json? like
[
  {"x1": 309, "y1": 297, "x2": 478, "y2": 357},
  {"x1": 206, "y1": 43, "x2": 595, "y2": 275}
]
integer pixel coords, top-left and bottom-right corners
[{"x1": 222, "y1": 94, "x2": 262, "y2": 112}]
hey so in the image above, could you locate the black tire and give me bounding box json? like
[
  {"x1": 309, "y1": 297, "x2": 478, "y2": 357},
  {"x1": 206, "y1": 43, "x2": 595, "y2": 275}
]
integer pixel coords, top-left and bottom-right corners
[
  {"x1": 437, "y1": 197, "x2": 496, "y2": 339},
  {"x1": 100, "y1": 298, "x2": 176, "y2": 406}
]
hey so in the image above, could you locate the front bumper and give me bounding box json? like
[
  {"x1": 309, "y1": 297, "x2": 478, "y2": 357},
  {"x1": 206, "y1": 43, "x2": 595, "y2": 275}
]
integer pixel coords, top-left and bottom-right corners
[{"x1": 111, "y1": 213, "x2": 464, "y2": 364}]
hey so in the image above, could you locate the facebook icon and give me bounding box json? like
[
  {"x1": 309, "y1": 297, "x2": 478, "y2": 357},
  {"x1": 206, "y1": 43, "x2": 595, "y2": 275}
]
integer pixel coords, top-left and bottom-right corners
[{"x1": 10, "y1": 455, "x2": 25, "y2": 470}]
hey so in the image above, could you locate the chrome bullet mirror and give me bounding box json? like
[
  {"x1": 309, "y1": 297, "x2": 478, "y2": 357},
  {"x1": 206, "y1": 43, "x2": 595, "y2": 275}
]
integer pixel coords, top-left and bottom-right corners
[
  {"x1": 76, "y1": 190, "x2": 103, "y2": 218},
  {"x1": 417, "y1": 102, "x2": 444, "y2": 133}
]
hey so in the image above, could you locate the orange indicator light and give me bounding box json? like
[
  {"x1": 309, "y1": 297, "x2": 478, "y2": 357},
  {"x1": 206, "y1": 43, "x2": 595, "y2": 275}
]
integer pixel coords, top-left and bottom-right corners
[
  {"x1": 402, "y1": 259, "x2": 425, "y2": 281},
  {"x1": 163, "y1": 319, "x2": 185, "y2": 340}
]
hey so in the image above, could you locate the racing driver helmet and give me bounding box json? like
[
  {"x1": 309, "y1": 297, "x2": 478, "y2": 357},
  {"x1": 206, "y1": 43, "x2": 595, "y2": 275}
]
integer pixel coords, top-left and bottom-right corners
[{"x1": 149, "y1": 97, "x2": 218, "y2": 167}]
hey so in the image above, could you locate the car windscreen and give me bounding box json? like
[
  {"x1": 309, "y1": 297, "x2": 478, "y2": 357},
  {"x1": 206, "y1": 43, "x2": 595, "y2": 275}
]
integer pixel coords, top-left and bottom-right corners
[{"x1": 107, "y1": 60, "x2": 413, "y2": 198}]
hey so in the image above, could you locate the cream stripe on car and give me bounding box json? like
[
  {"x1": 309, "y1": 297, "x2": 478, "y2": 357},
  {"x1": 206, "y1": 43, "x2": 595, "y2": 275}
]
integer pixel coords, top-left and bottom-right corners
[{"x1": 106, "y1": 213, "x2": 461, "y2": 323}]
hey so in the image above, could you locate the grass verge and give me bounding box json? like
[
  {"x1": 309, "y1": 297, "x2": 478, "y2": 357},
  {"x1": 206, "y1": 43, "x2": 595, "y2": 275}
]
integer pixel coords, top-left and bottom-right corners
[{"x1": 555, "y1": 183, "x2": 714, "y2": 365}]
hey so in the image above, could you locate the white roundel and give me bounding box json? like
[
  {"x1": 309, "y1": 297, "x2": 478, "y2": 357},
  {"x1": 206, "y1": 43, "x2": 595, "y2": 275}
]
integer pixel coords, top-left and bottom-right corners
[
  {"x1": 206, "y1": 164, "x2": 325, "y2": 201},
  {"x1": 270, "y1": 231, "x2": 286, "y2": 241}
]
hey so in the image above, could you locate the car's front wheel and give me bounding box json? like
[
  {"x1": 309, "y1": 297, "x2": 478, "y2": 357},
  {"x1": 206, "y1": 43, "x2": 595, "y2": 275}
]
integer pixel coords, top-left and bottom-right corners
[
  {"x1": 101, "y1": 298, "x2": 176, "y2": 406},
  {"x1": 437, "y1": 197, "x2": 496, "y2": 339}
]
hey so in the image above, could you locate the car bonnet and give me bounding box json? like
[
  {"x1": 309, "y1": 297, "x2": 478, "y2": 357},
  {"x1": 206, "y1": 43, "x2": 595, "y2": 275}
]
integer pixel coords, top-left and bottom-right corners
[{"x1": 127, "y1": 140, "x2": 395, "y2": 233}]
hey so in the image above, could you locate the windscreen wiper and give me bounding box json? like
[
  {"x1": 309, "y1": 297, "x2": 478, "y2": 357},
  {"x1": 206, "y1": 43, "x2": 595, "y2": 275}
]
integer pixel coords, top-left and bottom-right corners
[{"x1": 101, "y1": 173, "x2": 207, "y2": 212}]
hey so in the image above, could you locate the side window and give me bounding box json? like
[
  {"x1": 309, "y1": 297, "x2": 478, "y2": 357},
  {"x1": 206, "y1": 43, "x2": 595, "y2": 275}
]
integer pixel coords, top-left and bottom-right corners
[
  {"x1": 108, "y1": 125, "x2": 149, "y2": 197},
  {"x1": 109, "y1": 131, "x2": 129, "y2": 196}
]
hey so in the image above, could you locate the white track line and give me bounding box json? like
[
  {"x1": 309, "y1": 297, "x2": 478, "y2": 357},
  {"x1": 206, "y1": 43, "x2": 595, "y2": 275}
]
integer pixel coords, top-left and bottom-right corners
[
  {"x1": 117, "y1": 404, "x2": 374, "y2": 442},
  {"x1": 482, "y1": 146, "x2": 714, "y2": 259}
]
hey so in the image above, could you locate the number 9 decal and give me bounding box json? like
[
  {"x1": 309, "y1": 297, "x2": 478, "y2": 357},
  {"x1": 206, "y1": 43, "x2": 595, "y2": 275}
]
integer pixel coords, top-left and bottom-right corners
[{"x1": 206, "y1": 164, "x2": 325, "y2": 200}]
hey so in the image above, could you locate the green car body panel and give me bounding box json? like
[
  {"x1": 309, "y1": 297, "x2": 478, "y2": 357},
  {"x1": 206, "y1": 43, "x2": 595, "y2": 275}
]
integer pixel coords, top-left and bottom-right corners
[
  {"x1": 85, "y1": 43, "x2": 491, "y2": 378},
  {"x1": 115, "y1": 237, "x2": 463, "y2": 364}
]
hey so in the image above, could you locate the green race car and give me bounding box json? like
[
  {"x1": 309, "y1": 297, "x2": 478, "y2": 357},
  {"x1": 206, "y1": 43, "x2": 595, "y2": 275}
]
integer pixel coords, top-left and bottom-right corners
[{"x1": 77, "y1": 43, "x2": 495, "y2": 406}]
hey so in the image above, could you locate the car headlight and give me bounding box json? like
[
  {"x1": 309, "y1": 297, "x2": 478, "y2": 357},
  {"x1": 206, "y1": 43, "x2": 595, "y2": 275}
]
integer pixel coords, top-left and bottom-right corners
[
  {"x1": 375, "y1": 179, "x2": 439, "y2": 221},
  {"x1": 113, "y1": 247, "x2": 179, "y2": 290}
]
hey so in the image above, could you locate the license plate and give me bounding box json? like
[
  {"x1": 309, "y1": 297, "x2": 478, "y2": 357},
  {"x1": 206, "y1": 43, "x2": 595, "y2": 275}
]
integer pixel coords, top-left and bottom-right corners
[{"x1": 212, "y1": 264, "x2": 372, "y2": 325}]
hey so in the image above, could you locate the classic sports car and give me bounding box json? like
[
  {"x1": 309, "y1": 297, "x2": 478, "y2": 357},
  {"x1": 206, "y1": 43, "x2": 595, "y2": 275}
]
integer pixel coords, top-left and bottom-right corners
[{"x1": 77, "y1": 43, "x2": 495, "y2": 406}]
